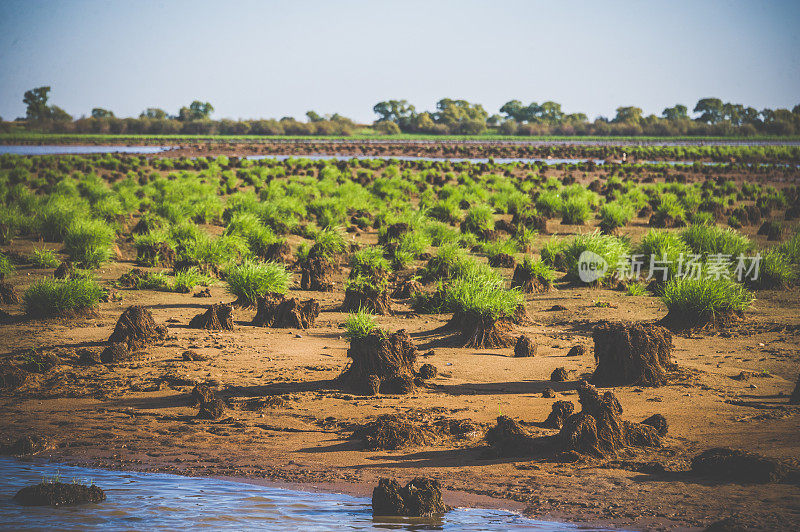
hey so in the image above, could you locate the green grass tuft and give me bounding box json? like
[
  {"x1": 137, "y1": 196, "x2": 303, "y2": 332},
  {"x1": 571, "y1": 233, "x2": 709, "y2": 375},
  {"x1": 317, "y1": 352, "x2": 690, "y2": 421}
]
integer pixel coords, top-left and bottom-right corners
[
  {"x1": 23, "y1": 277, "x2": 105, "y2": 317},
  {"x1": 225, "y1": 260, "x2": 290, "y2": 305}
]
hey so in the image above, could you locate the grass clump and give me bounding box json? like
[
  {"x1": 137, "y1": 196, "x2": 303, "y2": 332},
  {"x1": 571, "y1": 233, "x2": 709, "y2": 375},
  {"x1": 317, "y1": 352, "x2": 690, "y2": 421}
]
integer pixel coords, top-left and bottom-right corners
[
  {"x1": 309, "y1": 227, "x2": 346, "y2": 260},
  {"x1": 344, "y1": 308, "x2": 379, "y2": 341},
  {"x1": 461, "y1": 204, "x2": 494, "y2": 235},
  {"x1": 599, "y1": 201, "x2": 634, "y2": 234},
  {"x1": 561, "y1": 232, "x2": 630, "y2": 284},
  {"x1": 30, "y1": 247, "x2": 61, "y2": 268},
  {"x1": 681, "y1": 224, "x2": 754, "y2": 258},
  {"x1": 660, "y1": 276, "x2": 753, "y2": 329},
  {"x1": 0, "y1": 253, "x2": 14, "y2": 279},
  {"x1": 225, "y1": 260, "x2": 290, "y2": 306},
  {"x1": 634, "y1": 230, "x2": 691, "y2": 280},
  {"x1": 23, "y1": 278, "x2": 104, "y2": 317},
  {"x1": 745, "y1": 250, "x2": 797, "y2": 290},
  {"x1": 350, "y1": 246, "x2": 390, "y2": 279},
  {"x1": 625, "y1": 282, "x2": 648, "y2": 296},
  {"x1": 63, "y1": 219, "x2": 115, "y2": 268},
  {"x1": 561, "y1": 197, "x2": 591, "y2": 225}
]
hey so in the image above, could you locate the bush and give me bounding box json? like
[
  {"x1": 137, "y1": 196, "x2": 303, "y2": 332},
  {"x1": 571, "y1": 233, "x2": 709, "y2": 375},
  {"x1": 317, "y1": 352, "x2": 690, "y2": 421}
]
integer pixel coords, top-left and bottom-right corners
[
  {"x1": 225, "y1": 260, "x2": 290, "y2": 306},
  {"x1": 23, "y1": 278, "x2": 104, "y2": 317},
  {"x1": 660, "y1": 277, "x2": 753, "y2": 326},
  {"x1": 30, "y1": 247, "x2": 61, "y2": 268},
  {"x1": 344, "y1": 308, "x2": 379, "y2": 340},
  {"x1": 63, "y1": 219, "x2": 115, "y2": 268}
]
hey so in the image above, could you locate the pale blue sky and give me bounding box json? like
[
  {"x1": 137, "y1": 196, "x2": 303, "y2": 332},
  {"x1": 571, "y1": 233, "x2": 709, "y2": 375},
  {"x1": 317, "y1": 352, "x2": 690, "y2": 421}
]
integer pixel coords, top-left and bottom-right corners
[{"x1": 1, "y1": 0, "x2": 798, "y2": 123}]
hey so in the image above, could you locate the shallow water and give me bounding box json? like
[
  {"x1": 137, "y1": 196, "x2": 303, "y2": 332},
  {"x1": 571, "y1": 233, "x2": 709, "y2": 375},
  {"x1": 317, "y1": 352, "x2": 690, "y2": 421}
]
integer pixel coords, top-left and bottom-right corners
[
  {"x1": 0, "y1": 458, "x2": 606, "y2": 531},
  {"x1": 0, "y1": 145, "x2": 173, "y2": 155}
]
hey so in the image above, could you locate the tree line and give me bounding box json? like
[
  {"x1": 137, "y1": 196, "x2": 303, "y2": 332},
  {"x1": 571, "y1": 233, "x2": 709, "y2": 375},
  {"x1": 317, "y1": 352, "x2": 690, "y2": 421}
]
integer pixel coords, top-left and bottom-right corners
[{"x1": 3, "y1": 86, "x2": 799, "y2": 136}]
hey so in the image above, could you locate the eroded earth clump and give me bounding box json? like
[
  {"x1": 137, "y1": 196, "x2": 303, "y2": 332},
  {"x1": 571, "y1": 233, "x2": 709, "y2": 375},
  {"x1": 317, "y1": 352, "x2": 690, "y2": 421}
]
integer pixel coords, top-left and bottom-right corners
[
  {"x1": 14, "y1": 482, "x2": 106, "y2": 506},
  {"x1": 372, "y1": 477, "x2": 449, "y2": 517},
  {"x1": 691, "y1": 447, "x2": 788, "y2": 484},
  {"x1": 300, "y1": 256, "x2": 335, "y2": 292},
  {"x1": 108, "y1": 306, "x2": 167, "y2": 350},
  {"x1": 251, "y1": 295, "x2": 319, "y2": 329},
  {"x1": 448, "y1": 310, "x2": 515, "y2": 349},
  {"x1": 338, "y1": 330, "x2": 418, "y2": 394},
  {"x1": 592, "y1": 322, "x2": 673, "y2": 386},
  {"x1": 188, "y1": 303, "x2": 234, "y2": 330}
]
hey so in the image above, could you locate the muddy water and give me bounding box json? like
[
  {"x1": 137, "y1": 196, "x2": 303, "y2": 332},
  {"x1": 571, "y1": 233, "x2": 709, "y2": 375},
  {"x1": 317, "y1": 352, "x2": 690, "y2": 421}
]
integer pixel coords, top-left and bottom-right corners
[{"x1": 0, "y1": 458, "x2": 611, "y2": 531}]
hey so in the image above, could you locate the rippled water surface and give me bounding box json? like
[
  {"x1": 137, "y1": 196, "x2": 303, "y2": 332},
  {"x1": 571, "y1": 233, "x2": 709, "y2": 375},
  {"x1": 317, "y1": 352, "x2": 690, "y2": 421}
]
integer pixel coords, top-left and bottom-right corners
[
  {"x1": 0, "y1": 458, "x2": 606, "y2": 531},
  {"x1": 0, "y1": 145, "x2": 173, "y2": 155}
]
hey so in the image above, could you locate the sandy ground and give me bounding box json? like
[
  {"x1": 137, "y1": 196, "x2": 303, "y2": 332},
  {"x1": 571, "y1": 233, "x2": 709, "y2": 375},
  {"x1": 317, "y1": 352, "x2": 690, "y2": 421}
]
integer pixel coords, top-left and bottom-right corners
[{"x1": 2, "y1": 220, "x2": 800, "y2": 531}]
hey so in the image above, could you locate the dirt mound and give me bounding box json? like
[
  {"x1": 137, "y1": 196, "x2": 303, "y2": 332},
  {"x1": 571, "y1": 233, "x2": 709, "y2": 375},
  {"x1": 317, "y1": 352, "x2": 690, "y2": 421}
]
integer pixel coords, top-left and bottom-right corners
[
  {"x1": 691, "y1": 448, "x2": 786, "y2": 483},
  {"x1": 550, "y1": 367, "x2": 569, "y2": 381},
  {"x1": 511, "y1": 265, "x2": 552, "y2": 293},
  {"x1": 641, "y1": 413, "x2": 669, "y2": 436},
  {"x1": 189, "y1": 303, "x2": 234, "y2": 330},
  {"x1": 591, "y1": 322, "x2": 673, "y2": 386},
  {"x1": 198, "y1": 398, "x2": 226, "y2": 419},
  {"x1": 485, "y1": 416, "x2": 539, "y2": 457},
  {"x1": 417, "y1": 363, "x2": 437, "y2": 380},
  {"x1": 557, "y1": 380, "x2": 661, "y2": 458},
  {"x1": 352, "y1": 414, "x2": 436, "y2": 450},
  {"x1": 757, "y1": 221, "x2": 782, "y2": 241},
  {"x1": 702, "y1": 517, "x2": 752, "y2": 532},
  {"x1": 378, "y1": 223, "x2": 410, "y2": 244},
  {"x1": 262, "y1": 241, "x2": 292, "y2": 263},
  {"x1": 488, "y1": 253, "x2": 516, "y2": 268},
  {"x1": 116, "y1": 268, "x2": 148, "y2": 288},
  {"x1": 567, "y1": 345, "x2": 587, "y2": 357},
  {"x1": 0, "y1": 361, "x2": 28, "y2": 390},
  {"x1": 136, "y1": 241, "x2": 175, "y2": 267},
  {"x1": 100, "y1": 343, "x2": 132, "y2": 364},
  {"x1": 0, "y1": 282, "x2": 19, "y2": 304},
  {"x1": 1, "y1": 435, "x2": 50, "y2": 455},
  {"x1": 252, "y1": 294, "x2": 320, "y2": 329},
  {"x1": 542, "y1": 400, "x2": 575, "y2": 429},
  {"x1": 300, "y1": 256, "x2": 335, "y2": 292},
  {"x1": 372, "y1": 477, "x2": 448, "y2": 517},
  {"x1": 790, "y1": 374, "x2": 800, "y2": 404},
  {"x1": 391, "y1": 277, "x2": 422, "y2": 299},
  {"x1": 108, "y1": 306, "x2": 167, "y2": 350},
  {"x1": 190, "y1": 384, "x2": 215, "y2": 405},
  {"x1": 14, "y1": 482, "x2": 106, "y2": 506},
  {"x1": 342, "y1": 284, "x2": 392, "y2": 315},
  {"x1": 338, "y1": 330, "x2": 418, "y2": 395},
  {"x1": 53, "y1": 261, "x2": 71, "y2": 279},
  {"x1": 448, "y1": 310, "x2": 515, "y2": 348},
  {"x1": 649, "y1": 212, "x2": 686, "y2": 228},
  {"x1": 512, "y1": 335, "x2": 537, "y2": 357}
]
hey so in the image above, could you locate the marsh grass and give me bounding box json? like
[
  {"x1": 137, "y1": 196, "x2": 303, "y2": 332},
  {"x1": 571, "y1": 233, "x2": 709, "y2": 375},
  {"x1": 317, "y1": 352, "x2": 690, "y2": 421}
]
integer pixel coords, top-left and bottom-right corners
[
  {"x1": 63, "y1": 219, "x2": 115, "y2": 268},
  {"x1": 30, "y1": 247, "x2": 61, "y2": 268},
  {"x1": 681, "y1": 224, "x2": 754, "y2": 258},
  {"x1": 350, "y1": 246, "x2": 390, "y2": 278},
  {"x1": 225, "y1": 260, "x2": 290, "y2": 306},
  {"x1": 344, "y1": 308, "x2": 379, "y2": 340},
  {"x1": 660, "y1": 276, "x2": 753, "y2": 328},
  {"x1": 561, "y1": 232, "x2": 630, "y2": 284},
  {"x1": 23, "y1": 277, "x2": 104, "y2": 317},
  {"x1": 561, "y1": 196, "x2": 591, "y2": 225}
]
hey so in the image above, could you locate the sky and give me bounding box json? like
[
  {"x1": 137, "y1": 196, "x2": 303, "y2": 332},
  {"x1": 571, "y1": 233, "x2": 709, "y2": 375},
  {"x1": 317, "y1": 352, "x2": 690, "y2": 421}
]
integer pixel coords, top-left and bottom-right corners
[{"x1": 0, "y1": 0, "x2": 799, "y2": 123}]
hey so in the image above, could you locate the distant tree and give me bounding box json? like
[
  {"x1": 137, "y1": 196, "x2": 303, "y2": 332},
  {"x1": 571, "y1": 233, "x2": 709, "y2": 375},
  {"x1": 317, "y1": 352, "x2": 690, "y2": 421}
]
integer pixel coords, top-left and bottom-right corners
[
  {"x1": 694, "y1": 98, "x2": 724, "y2": 124},
  {"x1": 662, "y1": 104, "x2": 688, "y2": 121},
  {"x1": 499, "y1": 100, "x2": 525, "y2": 121},
  {"x1": 793, "y1": 104, "x2": 800, "y2": 115},
  {"x1": 538, "y1": 101, "x2": 564, "y2": 123},
  {"x1": 306, "y1": 110, "x2": 323, "y2": 122},
  {"x1": 434, "y1": 99, "x2": 488, "y2": 132},
  {"x1": 373, "y1": 120, "x2": 401, "y2": 135},
  {"x1": 140, "y1": 108, "x2": 168, "y2": 119},
  {"x1": 486, "y1": 114, "x2": 503, "y2": 127},
  {"x1": 178, "y1": 100, "x2": 214, "y2": 121},
  {"x1": 373, "y1": 100, "x2": 416, "y2": 129},
  {"x1": 23, "y1": 86, "x2": 52, "y2": 121},
  {"x1": 48, "y1": 105, "x2": 72, "y2": 122},
  {"x1": 613, "y1": 106, "x2": 643, "y2": 124},
  {"x1": 91, "y1": 108, "x2": 115, "y2": 118}
]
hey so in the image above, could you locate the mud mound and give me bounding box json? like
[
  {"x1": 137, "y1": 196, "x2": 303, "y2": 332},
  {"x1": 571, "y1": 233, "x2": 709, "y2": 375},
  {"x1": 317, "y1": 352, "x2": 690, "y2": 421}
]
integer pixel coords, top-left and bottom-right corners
[
  {"x1": 300, "y1": 256, "x2": 335, "y2": 292},
  {"x1": 53, "y1": 261, "x2": 71, "y2": 279},
  {"x1": 542, "y1": 400, "x2": 575, "y2": 429},
  {"x1": 252, "y1": 295, "x2": 319, "y2": 329},
  {"x1": 790, "y1": 374, "x2": 800, "y2": 405},
  {"x1": 342, "y1": 285, "x2": 392, "y2": 315},
  {"x1": 641, "y1": 413, "x2": 669, "y2": 436},
  {"x1": 0, "y1": 308, "x2": 15, "y2": 324},
  {"x1": 488, "y1": 253, "x2": 516, "y2": 268},
  {"x1": 591, "y1": 322, "x2": 673, "y2": 386},
  {"x1": 391, "y1": 277, "x2": 422, "y2": 299},
  {"x1": 448, "y1": 311, "x2": 515, "y2": 349},
  {"x1": 485, "y1": 416, "x2": 539, "y2": 457},
  {"x1": 136, "y1": 241, "x2": 175, "y2": 267},
  {"x1": 189, "y1": 303, "x2": 234, "y2": 330},
  {"x1": 0, "y1": 282, "x2": 19, "y2": 304},
  {"x1": 378, "y1": 222, "x2": 410, "y2": 244},
  {"x1": 198, "y1": 398, "x2": 226, "y2": 419},
  {"x1": 338, "y1": 330, "x2": 418, "y2": 395},
  {"x1": 511, "y1": 265, "x2": 552, "y2": 293},
  {"x1": 1, "y1": 435, "x2": 50, "y2": 455},
  {"x1": 117, "y1": 268, "x2": 148, "y2": 288},
  {"x1": 262, "y1": 241, "x2": 292, "y2": 263},
  {"x1": 550, "y1": 367, "x2": 569, "y2": 382},
  {"x1": 417, "y1": 363, "x2": 438, "y2": 380},
  {"x1": 0, "y1": 361, "x2": 28, "y2": 390},
  {"x1": 372, "y1": 477, "x2": 448, "y2": 517},
  {"x1": 702, "y1": 517, "x2": 751, "y2": 532},
  {"x1": 108, "y1": 306, "x2": 167, "y2": 350},
  {"x1": 190, "y1": 384, "x2": 215, "y2": 405},
  {"x1": 557, "y1": 380, "x2": 661, "y2": 458},
  {"x1": 100, "y1": 343, "x2": 131, "y2": 364},
  {"x1": 14, "y1": 482, "x2": 105, "y2": 506},
  {"x1": 513, "y1": 336, "x2": 537, "y2": 357},
  {"x1": 691, "y1": 448, "x2": 786, "y2": 484},
  {"x1": 567, "y1": 345, "x2": 587, "y2": 357},
  {"x1": 352, "y1": 415, "x2": 436, "y2": 450},
  {"x1": 649, "y1": 212, "x2": 686, "y2": 228}
]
